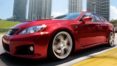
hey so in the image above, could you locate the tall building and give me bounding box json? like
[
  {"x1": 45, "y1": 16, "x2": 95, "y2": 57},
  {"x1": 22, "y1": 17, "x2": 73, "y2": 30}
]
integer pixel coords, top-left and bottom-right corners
[
  {"x1": 69, "y1": 0, "x2": 82, "y2": 13},
  {"x1": 28, "y1": 0, "x2": 52, "y2": 20},
  {"x1": 87, "y1": 0, "x2": 110, "y2": 21},
  {"x1": 13, "y1": 0, "x2": 27, "y2": 21}
]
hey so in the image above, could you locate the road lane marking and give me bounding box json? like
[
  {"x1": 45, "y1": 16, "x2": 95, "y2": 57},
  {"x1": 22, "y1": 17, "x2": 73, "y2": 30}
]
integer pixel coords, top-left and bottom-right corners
[
  {"x1": 58, "y1": 47, "x2": 117, "y2": 66},
  {"x1": 0, "y1": 34, "x2": 5, "y2": 54},
  {"x1": 58, "y1": 34, "x2": 117, "y2": 66},
  {"x1": 72, "y1": 47, "x2": 117, "y2": 66}
]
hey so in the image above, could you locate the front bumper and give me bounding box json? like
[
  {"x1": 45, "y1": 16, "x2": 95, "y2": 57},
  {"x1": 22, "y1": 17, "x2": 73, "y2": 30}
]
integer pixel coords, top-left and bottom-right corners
[{"x1": 2, "y1": 33, "x2": 50, "y2": 59}]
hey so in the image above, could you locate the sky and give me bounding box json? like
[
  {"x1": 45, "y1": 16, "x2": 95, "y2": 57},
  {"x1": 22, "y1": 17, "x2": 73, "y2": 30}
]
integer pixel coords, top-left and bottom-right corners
[{"x1": 0, "y1": 0, "x2": 117, "y2": 20}]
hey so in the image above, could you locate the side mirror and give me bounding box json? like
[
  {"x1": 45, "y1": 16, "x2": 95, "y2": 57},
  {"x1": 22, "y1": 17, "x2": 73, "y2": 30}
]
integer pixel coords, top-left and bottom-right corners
[{"x1": 82, "y1": 16, "x2": 92, "y2": 23}]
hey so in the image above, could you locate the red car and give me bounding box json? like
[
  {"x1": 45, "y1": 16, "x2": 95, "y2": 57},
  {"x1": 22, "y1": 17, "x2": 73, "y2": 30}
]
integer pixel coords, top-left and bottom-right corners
[{"x1": 2, "y1": 12, "x2": 115, "y2": 60}]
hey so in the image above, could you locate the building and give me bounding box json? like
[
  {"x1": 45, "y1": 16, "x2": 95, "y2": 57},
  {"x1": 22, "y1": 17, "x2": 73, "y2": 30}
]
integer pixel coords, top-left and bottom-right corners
[
  {"x1": 69, "y1": 0, "x2": 82, "y2": 13},
  {"x1": 87, "y1": 0, "x2": 110, "y2": 21},
  {"x1": 13, "y1": 0, "x2": 27, "y2": 21},
  {"x1": 28, "y1": 0, "x2": 52, "y2": 20}
]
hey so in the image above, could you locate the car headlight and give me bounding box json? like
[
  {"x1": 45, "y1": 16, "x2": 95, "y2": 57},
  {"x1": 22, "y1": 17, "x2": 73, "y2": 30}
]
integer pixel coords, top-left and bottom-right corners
[{"x1": 20, "y1": 24, "x2": 47, "y2": 34}]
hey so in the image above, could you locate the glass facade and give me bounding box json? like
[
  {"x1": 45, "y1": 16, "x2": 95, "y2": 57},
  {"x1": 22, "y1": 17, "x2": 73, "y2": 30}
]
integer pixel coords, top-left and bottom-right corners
[
  {"x1": 28, "y1": 0, "x2": 52, "y2": 20},
  {"x1": 69, "y1": 0, "x2": 82, "y2": 13},
  {"x1": 87, "y1": 0, "x2": 110, "y2": 21},
  {"x1": 13, "y1": 0, "x2": 27, "y2": 21}
]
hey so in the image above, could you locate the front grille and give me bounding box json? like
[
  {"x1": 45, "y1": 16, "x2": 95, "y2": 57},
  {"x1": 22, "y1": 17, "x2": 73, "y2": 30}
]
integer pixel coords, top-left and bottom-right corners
[
  {"x1": 3, "y1": 43, "x2": 10, "y2": 52},
  {"x1": 7, "y1": 28, "x2": 19, "y2": 35}
]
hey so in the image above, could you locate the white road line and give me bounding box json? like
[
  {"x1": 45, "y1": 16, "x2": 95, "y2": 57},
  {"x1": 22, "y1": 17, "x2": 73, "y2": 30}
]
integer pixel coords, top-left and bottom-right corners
[
  {"x1": 58, "y1": 47, "x2": 117, "y2": 66},
  {"x1": 0, "y1": 34, "x2": 5, "y2": 54}
]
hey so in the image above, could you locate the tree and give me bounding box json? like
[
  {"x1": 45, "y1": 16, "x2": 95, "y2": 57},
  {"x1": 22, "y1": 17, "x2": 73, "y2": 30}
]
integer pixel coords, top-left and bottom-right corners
[{"x1": 111, "y1": 20, "x2": 117, "y2": 26}]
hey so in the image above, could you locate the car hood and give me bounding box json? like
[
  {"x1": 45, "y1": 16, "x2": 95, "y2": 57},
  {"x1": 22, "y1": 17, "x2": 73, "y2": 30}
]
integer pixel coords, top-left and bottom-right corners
[{"x1": 13, "y1": 19, "x2": 71, "y2": 29}]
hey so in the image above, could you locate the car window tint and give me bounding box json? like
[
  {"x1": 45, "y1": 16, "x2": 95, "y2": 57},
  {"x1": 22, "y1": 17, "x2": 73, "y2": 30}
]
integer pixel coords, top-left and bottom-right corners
[
  {"x1": 91, "y1": 14, "x2": 97, "y2": 22},
  {"x1": 86, "y1": 13, "x2": 97, "y2": 22},
  {"x1": 63, "y1": 13, "x2": 80, "y2": 20},
  {"x1": 99, "y1": 16, "x2": 106, "y2": 22},
  {"x1": 54, "y1": 13, "x2": 80, "y2": 20},
  {"x1": 80, "y1": 12, "x2": 95, "y2": 22},
  {"x1": 93, "y1": 14, "x2": 101, "y2": 22},
  {"x1": 54, "y1": 15, "x2": 66, "y2": 19}
]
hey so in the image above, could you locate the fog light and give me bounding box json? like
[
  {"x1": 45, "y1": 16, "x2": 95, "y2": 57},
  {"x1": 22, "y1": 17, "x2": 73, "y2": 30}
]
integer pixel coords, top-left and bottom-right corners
[{"x1": 29, "y1": 46, "x2": 34, "y2": 52}]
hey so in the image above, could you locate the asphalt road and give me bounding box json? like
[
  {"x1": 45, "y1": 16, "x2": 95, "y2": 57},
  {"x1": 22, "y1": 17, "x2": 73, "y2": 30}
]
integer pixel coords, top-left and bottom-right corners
[{"x1": 0, "y1": 34, "x2": 117, "y2": 66}]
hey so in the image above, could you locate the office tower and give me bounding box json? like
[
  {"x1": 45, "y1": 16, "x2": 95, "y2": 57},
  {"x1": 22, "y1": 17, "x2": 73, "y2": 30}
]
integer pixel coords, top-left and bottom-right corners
[
  {"x1": 13, "y1": 0, "x2": 27, "y2": 21},
  {"x1": 28, "y1": 0, "x2": 52, "y2": 20},
  {"x1": 69, "y1": 0, "x2": 83, "y2": 13},
  {"x1": 87, "y1": 0, "x2": 110, "y2": 20}
]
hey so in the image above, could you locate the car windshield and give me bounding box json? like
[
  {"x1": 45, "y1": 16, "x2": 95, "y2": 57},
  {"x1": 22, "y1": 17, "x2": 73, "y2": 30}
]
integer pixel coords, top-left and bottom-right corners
[{"x1": 54, "y1": 13, "x2": 80, "y2": 20}]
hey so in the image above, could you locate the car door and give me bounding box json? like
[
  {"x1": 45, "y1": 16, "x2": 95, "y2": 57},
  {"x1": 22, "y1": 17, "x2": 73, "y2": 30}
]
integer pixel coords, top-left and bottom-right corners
[
  {"x1": 77, "y1": 13, "x2": 99, "y2": 47},
  {"x1": 99, "y1": 15, "x2": 109, "y2": 33},
  {"x1": 96, "y1": 15, "x2": 109, "y2": 43},
  {"x1": 91, "y1": 14, "x2": 107, "y2": 44}
]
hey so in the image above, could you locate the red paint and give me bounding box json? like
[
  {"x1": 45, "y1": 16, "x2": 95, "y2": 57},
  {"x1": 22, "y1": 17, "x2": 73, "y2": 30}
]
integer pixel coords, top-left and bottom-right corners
[{"x1": 2, "y1": 12, "x2": 114, "y2": 59}]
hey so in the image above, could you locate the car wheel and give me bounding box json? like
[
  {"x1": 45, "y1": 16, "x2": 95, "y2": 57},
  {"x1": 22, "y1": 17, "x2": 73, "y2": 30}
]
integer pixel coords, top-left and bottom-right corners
[
  {"x1": 48, "y1": 31, "x2": 73, "y2": 60},
  {"x1": 108, "y1": 32, "x2": 115, "y2": 47}
]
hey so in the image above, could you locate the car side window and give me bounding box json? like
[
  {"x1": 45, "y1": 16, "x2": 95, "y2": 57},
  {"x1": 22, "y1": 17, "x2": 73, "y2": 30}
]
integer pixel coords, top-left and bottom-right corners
[
  {"x1": 90, "y1": 14, "x2": 97, "y2": 22},
  {"x1": 93, "y1": 14, "x2": 101, "y2": 22},
  {"x1": 80, "y1": 13, "x2": 96, "y2": 22},
  {"x1": 99, "y1": 16, "x2": 106, "y2": 22}
]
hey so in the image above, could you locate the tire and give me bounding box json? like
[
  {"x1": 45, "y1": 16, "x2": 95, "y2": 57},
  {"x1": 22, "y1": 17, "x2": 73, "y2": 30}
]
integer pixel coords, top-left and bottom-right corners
[
  {"x1": 108, "y1": 32, "x2": 115, "y2": 47},
  {"x1": 48, "y1": 31, "x2": 73, "y2": 60}
]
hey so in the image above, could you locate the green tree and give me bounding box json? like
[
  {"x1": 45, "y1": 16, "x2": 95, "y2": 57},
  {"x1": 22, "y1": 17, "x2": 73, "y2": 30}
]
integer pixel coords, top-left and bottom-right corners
[{"x1": 111, "y1": 20, "x2": 117, "y2": 26}]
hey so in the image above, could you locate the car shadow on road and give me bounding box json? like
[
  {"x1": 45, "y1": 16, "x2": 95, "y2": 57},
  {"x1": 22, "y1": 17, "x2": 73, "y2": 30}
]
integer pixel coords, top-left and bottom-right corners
[{"x1": 0, "y1": 45, "x2": 111, "y2": 66}]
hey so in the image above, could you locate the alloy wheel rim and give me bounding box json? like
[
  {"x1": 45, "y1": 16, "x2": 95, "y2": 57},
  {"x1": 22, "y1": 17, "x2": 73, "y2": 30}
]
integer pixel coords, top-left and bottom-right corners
[
  {"x1": 109, "y1": 33, "x2": 115, "y2": 46},
  {"x1": 52, "y1": 32, "x2": 73, "y2": 59}
]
